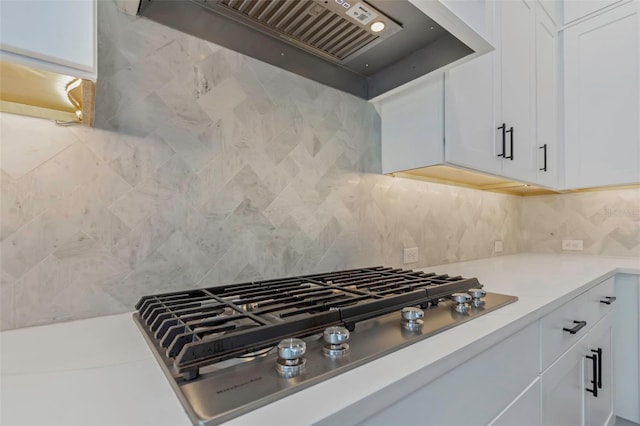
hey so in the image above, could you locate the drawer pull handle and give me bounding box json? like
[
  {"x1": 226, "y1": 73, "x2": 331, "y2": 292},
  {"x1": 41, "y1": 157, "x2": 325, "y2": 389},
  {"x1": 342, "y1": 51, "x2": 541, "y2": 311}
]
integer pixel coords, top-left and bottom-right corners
[
  {"x1": 497, "y1": 123, "x2": 506, "y2": 158},
  {"x1": 563, "y1": 320, "x2": 587, "y2": 334},
  {"x1": 592, "y1": 348, "x2": 603, "y2": 389},
  {"x1": 506, "y1": 127, "x2": 514, "y2": 160},
  {"x1": 600, "y1": 296, "x2": 616, "y2": 305},
  {"x1": 586, "y1": 351, "x2": 598, "y2": 398}
]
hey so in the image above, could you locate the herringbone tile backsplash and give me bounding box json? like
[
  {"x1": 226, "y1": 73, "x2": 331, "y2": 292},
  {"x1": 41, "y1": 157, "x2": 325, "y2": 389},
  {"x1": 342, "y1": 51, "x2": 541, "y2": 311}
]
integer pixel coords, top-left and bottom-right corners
[{"x1": 0, "y1": 1, "x2": 637, "y2": 330}]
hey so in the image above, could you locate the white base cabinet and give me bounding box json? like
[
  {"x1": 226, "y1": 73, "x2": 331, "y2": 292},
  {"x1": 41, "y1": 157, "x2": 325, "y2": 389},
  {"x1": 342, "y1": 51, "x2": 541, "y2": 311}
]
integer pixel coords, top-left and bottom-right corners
[
  {"x1": 326, "y1": 275, "x2": 623, "y2": 426},
  {"x1": 541, "y1": 312, "x2": 614, "y2": 426},
  {"x1": 358, "y1": 322, "x2": 540, "y2": 426},
  {"x1": 614, "y1": 274, "x2": 640, "y2": 423},
  {"x1": 489, "y1": 378, "x2": 541, "y2": 426}
]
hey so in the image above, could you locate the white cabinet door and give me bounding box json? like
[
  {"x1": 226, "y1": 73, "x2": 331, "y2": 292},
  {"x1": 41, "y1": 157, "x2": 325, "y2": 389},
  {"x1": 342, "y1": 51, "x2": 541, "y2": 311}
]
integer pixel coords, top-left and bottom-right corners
[
  {"x1": 0, "y1": 0, "x2": 96, "y2": 79},
  {"x1": 444, "y1": 51, "x2": 500, "y2": 175},
  {"x1": 585, "y1": 316, "x2": 614, "y2": 426},
  {"x1": 534, "y1": 3, "x2": 558, "y2": 188},
  {"x1": 541, "y1": 338, "x2": 585, "y2": 426},
  {"x1": 380, "y1": 73, "x2": 444, "y2": 174},
  {"x1": 564, "y1": 1, "x2": 640, "y2": 189},
  {"x1": 564, "y1": 0, "x2": 623, "y2": 24},
  {"x1": 614, "y1": 274, "x2": 640, "y2": 423},
  {"x1": 489, "y1": 378, "x2": 541, "y2": 426},
  {"x1": 444, "y1": 0, "x2": 499, "y2": 175},
  {"x1": 359, "y1": 322, "x2": 539, "y2": 426},
  {"x1": 498, "y1": 0, "x2": 536, "y2": 183}
]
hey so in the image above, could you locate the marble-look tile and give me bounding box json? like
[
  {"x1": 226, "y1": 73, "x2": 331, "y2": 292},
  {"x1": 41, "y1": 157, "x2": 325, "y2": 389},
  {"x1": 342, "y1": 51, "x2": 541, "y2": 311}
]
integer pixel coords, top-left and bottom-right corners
[
  {"x1": 197, "y1": 77, "x2": 248, "y2": 122},
  {"x1": 0, "y1": 200, "x2": 79, "y2": 280},
  {"x1": 111, "y1": 213, "x2": 174, "y2": 270},
  {"x1": 5, "y1": 144, "x2": 88, "y2": 231},
  {"x1": 522, "y1": 189, "x2": 640, "y2": 256},
  {"x1": 150, "y1": 123, "x2": 216, "y2": 173},
  {"x1": 156, "y1": 231, "x2": 211, "y2": 283},
  {"x1": 0, "y1": 114, "x2": 77, "y2": 179},
  {"x1": 53, "y1": 232, "x2": 130, "y2": 287},
  {"x1": 105, "y1": 93, "x2": 174, "y2": 138},
  {"x1": 0, "y1": 271, "x2": 15, "y2": 330},
  {"x1": 110, "y1": 155, "x2": 191, "y2": 227},
  {"x1": 56, "y1": 189, "x2": 131, "y2": 249},
  {"x1": 0, "y1": 172, "x2": 23, "y2": 240},
  {"x1": 263, "y1": 184, "x2": 304, "y2": 229},
  {"x1": 157, "y1": 75, "x2": 213, "y2": 135},
  {"x1": 2, "y1": 0, "x2": 636, "y2": 331},
  {"x1": 13, "y1": 247, "x2": 128, "y2": 328}
]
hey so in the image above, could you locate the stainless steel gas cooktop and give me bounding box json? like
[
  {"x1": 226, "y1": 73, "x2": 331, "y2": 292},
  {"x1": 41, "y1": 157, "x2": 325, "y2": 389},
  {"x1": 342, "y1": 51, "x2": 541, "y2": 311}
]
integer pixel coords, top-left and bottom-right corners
[{"x1": 133, "y1": 266, "x2": 517, "y2": 425}]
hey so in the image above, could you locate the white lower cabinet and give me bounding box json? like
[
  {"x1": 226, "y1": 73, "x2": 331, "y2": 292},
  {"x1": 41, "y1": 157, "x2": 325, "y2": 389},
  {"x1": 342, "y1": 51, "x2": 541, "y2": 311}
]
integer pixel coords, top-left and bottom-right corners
[
  {"x1": 489, "y1": 378, "x2": 541, "y2": 426},
  {"x1": 614, "y1": 274, "x2": 640, "y2": 423},
  {"x1": 359, "y1": 322, "x2": 539, "y2": 426},
  {"x1": 541, "y1": 312, "x2": 614, "y2": 426},
  {"x1": 347, "y1": 277, "x2": 622, "y2": 426}
]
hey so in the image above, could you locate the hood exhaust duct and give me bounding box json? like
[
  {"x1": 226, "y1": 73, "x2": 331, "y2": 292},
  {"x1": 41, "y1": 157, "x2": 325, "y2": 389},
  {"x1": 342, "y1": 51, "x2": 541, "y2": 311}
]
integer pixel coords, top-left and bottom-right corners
[{"x1": 135, "y1": 0, "x2": 492, "y2": 100}]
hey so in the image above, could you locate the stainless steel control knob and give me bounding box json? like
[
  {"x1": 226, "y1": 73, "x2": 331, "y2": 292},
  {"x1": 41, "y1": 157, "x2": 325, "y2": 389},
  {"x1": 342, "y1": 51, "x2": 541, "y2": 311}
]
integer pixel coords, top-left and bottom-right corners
[
  {"x1": 451, "y1": 293, "x2": 471, "y2": 313},
  {"x1": 468, "y1": 288, "x2": 486, "y2": 299},
  {"x1": 401, "y1": 307, "x2": 424, "y2": 321},
  {"x1": 322, "y1": 326, "x2": 350, "y2": 358},
  {"x1": 276, "y1": 338, "x2": 306, "y2": 378},
  {"x1": 277, "y1": 338, "x2": 306, "y2": 360},
  {"x1": 401, "y1": 307, "x2": 424, "y2": 331},
  {"x1": 468, "y1": 288, "x2": 486, "y2": 307},
  {"x1": 323, "y1": 326, "x2": 350, "y2": 345}
]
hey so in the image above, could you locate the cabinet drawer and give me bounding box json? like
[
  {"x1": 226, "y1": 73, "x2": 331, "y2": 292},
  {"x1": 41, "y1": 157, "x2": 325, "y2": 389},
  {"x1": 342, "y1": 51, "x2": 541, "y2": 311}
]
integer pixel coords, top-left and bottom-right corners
[{"x1": 541, "y1": 278, "x2": 615, "y2": 370}]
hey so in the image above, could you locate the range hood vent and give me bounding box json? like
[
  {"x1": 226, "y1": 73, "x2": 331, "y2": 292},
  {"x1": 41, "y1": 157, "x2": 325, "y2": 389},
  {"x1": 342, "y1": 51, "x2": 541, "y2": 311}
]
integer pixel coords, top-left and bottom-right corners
[
  {"x1": 213, "y1": 0, "x2": 401, "y2": 64},
  {"x1": 137, "y1": 0, "x2": 490, "y2": 100}
]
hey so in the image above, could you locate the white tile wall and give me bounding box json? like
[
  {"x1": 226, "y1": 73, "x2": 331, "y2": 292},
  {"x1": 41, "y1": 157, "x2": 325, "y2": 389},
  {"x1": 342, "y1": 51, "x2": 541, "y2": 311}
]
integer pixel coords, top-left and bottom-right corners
[{"x1": 0, "y1": 1, "x2": 637, "y2": 330}]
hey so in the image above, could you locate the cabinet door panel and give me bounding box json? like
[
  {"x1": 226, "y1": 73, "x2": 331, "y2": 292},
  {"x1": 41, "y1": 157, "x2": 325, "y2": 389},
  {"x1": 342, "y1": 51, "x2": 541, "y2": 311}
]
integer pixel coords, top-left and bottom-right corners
[
  {"x1": 360, "y1": 323, "x2": 539, "y2": 426},
  {"x1": 534, "y1": 3, "x2": 558, "y2": 187},
  {"x1": 585, "y1": 315, "x2": 614, "y2": 426},
  {"x1": 381, "y1": 73, "x2": 444, "y2": 174},
  {"x1": 613, "y1": 274, "x2": 640, "y2": 423},
  {"x1": 564, "y1": 1, "x2": 640, "y2": 188},
  {"x1": 541, "y1": 338, "x2": 586, "y2": 426},
  {"x1": 564, "y1": 0, "x2": 622, "y2": 24},
  {"x1": 0, "y1": 0, "x2": 95, "y2": 72},
  {"x1": 445, "y1": 52, "x2": 500, "y2": 174},
  {"x1": 445, "y1": 0, "x2": 500, "y2": 176},
  {"x1": 489, "y1": 378, "x2": 541, "y2": 426},
  {"x1": 499, "y1": 0, "x2": 536, "y2": 182}
]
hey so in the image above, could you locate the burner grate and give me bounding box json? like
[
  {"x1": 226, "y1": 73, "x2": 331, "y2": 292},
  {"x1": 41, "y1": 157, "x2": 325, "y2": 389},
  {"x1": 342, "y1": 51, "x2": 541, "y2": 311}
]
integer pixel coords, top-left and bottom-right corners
[{"x1": 134, "y1": 266, "x2": 481, "y2": 378}]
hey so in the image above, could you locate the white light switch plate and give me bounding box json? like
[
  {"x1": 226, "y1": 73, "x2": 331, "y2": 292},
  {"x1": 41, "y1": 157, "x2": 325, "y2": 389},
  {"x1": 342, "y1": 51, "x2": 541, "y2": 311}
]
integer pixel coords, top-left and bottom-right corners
[
  {"x1": 494, "y1": 241, "x2": 503, "y2": 253},
  {"x1": 403, "y1": 247, "x2": 418, "y2": 264}
]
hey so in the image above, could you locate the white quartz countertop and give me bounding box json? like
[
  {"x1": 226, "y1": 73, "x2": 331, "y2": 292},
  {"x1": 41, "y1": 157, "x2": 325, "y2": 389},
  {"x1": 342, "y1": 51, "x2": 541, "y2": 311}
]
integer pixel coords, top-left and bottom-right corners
[{"x1": 2, "y1": 254, "x2": 639, "y2": 426}]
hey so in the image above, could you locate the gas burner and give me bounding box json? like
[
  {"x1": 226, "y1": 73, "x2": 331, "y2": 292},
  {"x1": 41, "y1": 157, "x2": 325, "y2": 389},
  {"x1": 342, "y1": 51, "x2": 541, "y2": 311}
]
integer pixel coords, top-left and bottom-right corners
[{"x1": 133, "y1": 266, "x2": 517, "y2": 425}]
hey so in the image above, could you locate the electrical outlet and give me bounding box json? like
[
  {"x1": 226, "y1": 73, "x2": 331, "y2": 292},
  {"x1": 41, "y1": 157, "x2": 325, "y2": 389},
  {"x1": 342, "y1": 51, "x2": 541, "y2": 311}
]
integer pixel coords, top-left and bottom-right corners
[
  {"x1": 403, "y1": 247, "x2": 419, "y2": 264},
  {"x1": 562, "y1": 239, "x2": 584, "y2": 251},
  {"x1": 494, "y1": 240, "x2": 503, "y2": 253}
]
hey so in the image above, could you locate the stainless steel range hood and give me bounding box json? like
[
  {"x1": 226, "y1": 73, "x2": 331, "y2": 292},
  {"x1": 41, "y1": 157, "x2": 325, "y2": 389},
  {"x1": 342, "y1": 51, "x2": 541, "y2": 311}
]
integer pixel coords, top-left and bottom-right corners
[{"x1": 131, "y1": 0, "x2": 493, "y2": 100}]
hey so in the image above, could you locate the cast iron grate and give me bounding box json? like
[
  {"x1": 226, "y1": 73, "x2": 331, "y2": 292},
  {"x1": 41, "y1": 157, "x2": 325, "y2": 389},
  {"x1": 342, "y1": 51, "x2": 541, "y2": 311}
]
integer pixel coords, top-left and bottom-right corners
[{"x1": 134, "y1": 266, "x2": 481, "y2": 378}]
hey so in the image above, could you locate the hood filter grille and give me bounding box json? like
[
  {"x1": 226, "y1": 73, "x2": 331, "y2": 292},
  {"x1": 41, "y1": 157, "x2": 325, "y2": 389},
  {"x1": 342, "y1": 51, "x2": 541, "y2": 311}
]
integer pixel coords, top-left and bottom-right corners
[{"x1": 216, "y1": 0, "x2": 382, "y2": 62}]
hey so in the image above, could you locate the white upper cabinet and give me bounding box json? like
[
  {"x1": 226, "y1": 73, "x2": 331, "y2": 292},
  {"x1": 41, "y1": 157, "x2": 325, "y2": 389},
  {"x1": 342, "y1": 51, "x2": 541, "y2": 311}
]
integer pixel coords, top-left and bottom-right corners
[
  {"x1": 0, "y1": 0, "x2": 96, "y2": 80},
  {"x1": 447, "y1": 0, "x2": 556, "y2": 186},
  {"x1": 563, "y1": 0, "x2": 639, "y2": 189},
  {"x1": 497, "y1": 0, "x2": 536, "y2": 183},
  {"x1": 534, "y1": 2, "x2": 559, "y2": 187},
  {"x1": 381, "y1": 73, "x2": 444, "y2": 174},
  {"x1": 563, "y1": 0, "x2": 622, "y2": 24},
  {"x1": 445, "y1": 0, "x2": 499, "y2": 175}
]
